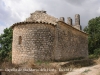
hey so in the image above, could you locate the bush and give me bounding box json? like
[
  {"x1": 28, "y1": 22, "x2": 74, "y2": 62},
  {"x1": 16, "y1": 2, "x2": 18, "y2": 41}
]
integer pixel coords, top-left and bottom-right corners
[
  {"x1": 94, "y1": 48, "x2": 100, "y2": 58},
  {"x1": 0, "y1": 28, "x2": 12, "y2": 61}
]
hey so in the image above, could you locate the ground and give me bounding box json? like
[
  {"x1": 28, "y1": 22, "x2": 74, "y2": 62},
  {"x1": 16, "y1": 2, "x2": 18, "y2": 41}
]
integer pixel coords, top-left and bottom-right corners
[
  {"x1": 0, "y1": 58, "x2": 100, "y2": 75},
  {"x1": 66, "y1": 64, "x2": 100, "y2": 75}
]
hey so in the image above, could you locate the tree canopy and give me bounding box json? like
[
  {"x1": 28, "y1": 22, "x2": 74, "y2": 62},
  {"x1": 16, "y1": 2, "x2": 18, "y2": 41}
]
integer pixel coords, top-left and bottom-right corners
[
  {"x1": 84, "y1": 16, "x2": 100, "y2": 56},
  {"x1": 0, "y1": 28, "x2": 12, "y2": 61}
]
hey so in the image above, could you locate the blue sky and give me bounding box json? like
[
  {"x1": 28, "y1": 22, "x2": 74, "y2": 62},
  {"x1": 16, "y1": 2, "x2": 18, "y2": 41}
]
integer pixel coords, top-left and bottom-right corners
[{"x1": 0, "y1": 0, "x2": 100, "y2": 34}]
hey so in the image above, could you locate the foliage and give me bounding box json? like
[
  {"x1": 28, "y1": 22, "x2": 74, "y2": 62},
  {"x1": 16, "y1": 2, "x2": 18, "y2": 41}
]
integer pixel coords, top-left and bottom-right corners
[
  {"x1": 0, "y1": 28, "x2": 12, "y2": 61},
  {"x1": 94, "y1": 48, "x2": 100, "y2": 58},
  {"x1": 84, "y1": 16, "x2": 100, "y2": 55}
]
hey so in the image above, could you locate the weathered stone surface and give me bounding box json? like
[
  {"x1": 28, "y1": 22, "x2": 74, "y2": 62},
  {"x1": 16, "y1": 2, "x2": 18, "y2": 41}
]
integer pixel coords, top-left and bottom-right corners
[
  {"x1": 12, "y1": 23, "x2": 55, "y2": 64},
  {"x1": 59, "y1": 17, "x2": 65, "y2": 22},
  {"x1": 75, "y1": 14, "x2": 80, "y2": 25},
  {"x1": 73, "y1": 14, "x2": 81, "y2": 30},
  {"x1": 12, "y1": 10, "x2": 88, "y2": 64},
  {"x1": 55, "y1": 21, "x2": 88, "y2": 61},
  {"x1": 26, "y1": 10, "x2": 59, "y2": 25},
  {"x1": 67, "y1": 17, "x2": 72, "y2": 25}
]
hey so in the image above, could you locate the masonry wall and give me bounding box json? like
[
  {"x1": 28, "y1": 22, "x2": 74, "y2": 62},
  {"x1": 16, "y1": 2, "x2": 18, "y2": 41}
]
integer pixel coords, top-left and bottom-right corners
[
  {"x1": 12, "y1": 22, "x2": 88, "y2": 64},
  {"x1": 12, "y1": 23, "x2": 55, "y2": 64},
  {"x1": 54, "y1": 21, "x2": 88, "y2": 61}
]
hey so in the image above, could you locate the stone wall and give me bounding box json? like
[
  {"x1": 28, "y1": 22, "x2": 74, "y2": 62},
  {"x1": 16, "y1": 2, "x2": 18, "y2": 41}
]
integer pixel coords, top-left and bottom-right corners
[
  {"x1": 12, "y1": 21, "x2": 88, "y2": 64},
  {"x1": 73, "y1": 14, "x2": 81, "y2": 30},
  {"x1": 12, "y1": 10, "x2": 88, "y2": 64},
  {"x1": 55, "y1": 21, "x2": 88, "y2": 61},
  {"x1": 12, "y1": 23, "x2": 55, "y2": 64},
  {"x1": 26, "y1": 10, "x2": 58, "y2": 25}
]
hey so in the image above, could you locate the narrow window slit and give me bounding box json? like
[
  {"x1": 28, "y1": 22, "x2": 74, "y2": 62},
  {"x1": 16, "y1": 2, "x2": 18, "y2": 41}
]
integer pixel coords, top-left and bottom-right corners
[{"x1": 19, "y1": 36, "x2": 22, "y2": 44}]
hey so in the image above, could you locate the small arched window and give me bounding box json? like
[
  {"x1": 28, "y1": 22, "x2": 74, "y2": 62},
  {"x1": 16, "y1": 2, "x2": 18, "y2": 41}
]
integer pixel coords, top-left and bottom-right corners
[{"x1": 19, "y1": 36, "x2": 22, "y2": 44}]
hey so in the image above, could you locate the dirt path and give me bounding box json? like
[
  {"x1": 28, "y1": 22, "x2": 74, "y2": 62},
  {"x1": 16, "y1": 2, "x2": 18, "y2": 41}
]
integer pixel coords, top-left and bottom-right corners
[{"x1": 65, "y1": 65, "x2": 100, "y2": 75}]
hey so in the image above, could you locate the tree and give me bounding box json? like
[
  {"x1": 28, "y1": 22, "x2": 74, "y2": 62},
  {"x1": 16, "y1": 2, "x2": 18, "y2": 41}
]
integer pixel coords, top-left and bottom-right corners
[
  {"x1": 0, "y1": 28, "x2": 12, "y2": 61},
  {"x1": 84, "y1": 16, "x2": 100, "y2": 55}
]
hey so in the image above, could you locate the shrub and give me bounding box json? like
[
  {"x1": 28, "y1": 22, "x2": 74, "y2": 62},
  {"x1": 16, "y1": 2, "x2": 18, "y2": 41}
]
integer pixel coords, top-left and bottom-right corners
[{"x1": 94, "y1": 48, "x2": 100, "y2": 58}]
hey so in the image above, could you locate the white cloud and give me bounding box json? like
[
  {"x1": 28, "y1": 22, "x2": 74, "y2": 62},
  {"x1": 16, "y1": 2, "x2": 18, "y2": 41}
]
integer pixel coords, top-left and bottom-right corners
[
  {"x1": 97, "y1": 7, "x2": 100, "y2": 14},
  {"x1": 0, "y1": 24, "x2": 6, "y2": 34},
  {"x1": 3, "y1": 0, "x2": 42, "y2": 21},
  {"x1": 0, "y1": 0, "x2": 100, "y2": 34},
  {"x1": 0, "y1": 0, "x2": 42, "y2": 34}
]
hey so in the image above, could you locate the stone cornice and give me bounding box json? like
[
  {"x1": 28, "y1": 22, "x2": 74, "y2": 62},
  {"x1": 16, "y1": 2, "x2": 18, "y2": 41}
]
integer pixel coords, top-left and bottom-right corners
[
  {"x1": 57, "y1": 21, "x2": 88, "y2": 35},
  {"x1": 11, "y1": 20, "x2": 88, "y2": 35},
  {"x1": 11, "y1": 21, "x2": 57, "y2": 29}
]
